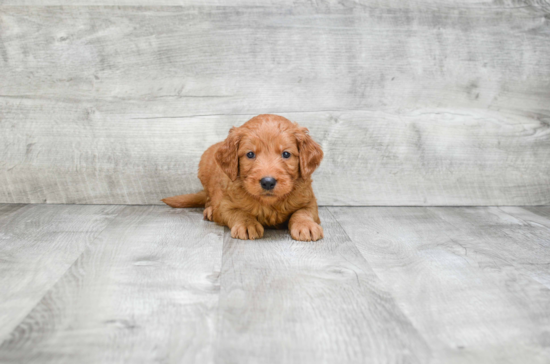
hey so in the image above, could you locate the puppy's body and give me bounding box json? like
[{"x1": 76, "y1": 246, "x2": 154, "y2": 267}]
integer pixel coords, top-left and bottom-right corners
[{"x1": 163, "y1": 114, "x2": 323, "y2": 241}]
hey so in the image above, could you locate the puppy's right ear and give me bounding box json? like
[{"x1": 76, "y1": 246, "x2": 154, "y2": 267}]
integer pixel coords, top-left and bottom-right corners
[{"x1": 215, "y1": 127, "x2": 241, "y2": 181}]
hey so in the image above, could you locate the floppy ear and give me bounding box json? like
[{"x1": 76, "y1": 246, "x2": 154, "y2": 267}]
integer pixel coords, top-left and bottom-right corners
[
  {"x1": 215, "y1": 127, "x2": 242, "y2": 181},
  {"x1": 294, "y1": 126, "x2": 323, "y2": 179}
]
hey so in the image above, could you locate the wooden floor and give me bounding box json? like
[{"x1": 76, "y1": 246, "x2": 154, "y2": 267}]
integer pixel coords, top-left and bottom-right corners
[{"x1": 0, "y1": 204, "x2": 549, "y2": 363}]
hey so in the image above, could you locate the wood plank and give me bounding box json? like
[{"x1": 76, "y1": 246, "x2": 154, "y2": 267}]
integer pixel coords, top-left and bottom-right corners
[
  {"x1": 3, "y1": 5, "x2": 548, "y2": 110},
  {"x1": 434, "y1": 206, "x2": 550, "y2": 289},
  {"x1": 0, "y1": 206, "x2": 224, "y2": 364},
  {"x1": 523, "y1": 206, "x2": 550, "y2": 220},
  {"x1": 215, "y1": 208, "x2": 430, "y2": 364},
  {"x1": 2, "y1": 0, "x2": 550, "y2": 7},
  {"x1": 1, "y1": 105, "x2": 548, "y2": 206},
  {"x1": 0, "y1": 203, "x2": 26, "y2": 217},
  {"x1": 0, "y1": 0, "x2": 297, "y2": 4},
  {"x1": 499, "y1": 206, "x2": 550, "y2": 230},
  {"x1": 330, "y1": 206, "x2": 550, "y2": 363},
  {"x1": 0, "y1": 5, "x2": 549, "y2": 205},
  {"x1": 0, "y1": 204, "x2": 123, "y2": 342}
]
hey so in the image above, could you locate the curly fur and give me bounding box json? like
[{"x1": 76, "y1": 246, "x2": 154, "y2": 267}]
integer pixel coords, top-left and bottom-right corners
[{"x1": 162, "y1": 114, "x2": 324, "y2": 241}]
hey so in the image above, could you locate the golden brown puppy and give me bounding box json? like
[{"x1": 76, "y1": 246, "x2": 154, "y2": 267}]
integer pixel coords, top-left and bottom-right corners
[{"x1": 162, "y1": 114, "x2": 324, "y2": 241}]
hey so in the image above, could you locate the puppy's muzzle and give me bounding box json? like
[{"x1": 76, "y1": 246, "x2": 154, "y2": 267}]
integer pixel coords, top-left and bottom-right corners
[{"x1": 260, "y1": 177, "x2": 277, "y2": 191}]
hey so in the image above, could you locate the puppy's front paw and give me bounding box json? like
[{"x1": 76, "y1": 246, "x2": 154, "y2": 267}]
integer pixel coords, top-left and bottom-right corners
[
  {"x1": 231, "y1": 220, "x2": 264, "y2": 240},
  {"x1": 290, "y1": 221, "x2": 324, "y2": 241},
  {"x1": 203, "y1": 206, "x2": 213, "y2": 221}
]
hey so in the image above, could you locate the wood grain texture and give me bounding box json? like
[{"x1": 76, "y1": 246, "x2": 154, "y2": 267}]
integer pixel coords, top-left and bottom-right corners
[
  {"x1": 523, "y1": 206, "x2": 550, "y2": 219},
  {"x1": 0, "y1": 204, "x2": 549, "y2": 362},
  {"x1": 435, "y1": 206, "x2": 550, "y2": 289},
  {"x1": 0, "y1": 5, "x2": 549, "y2": 205},
  {"x1": 1, "y1": 105, "x2": 549, "y2": 206},
  {"x1": 2, "y1": 0, "x2": 550, "y2": 7},
  {"x1": 0, "y1": 206, "x2": 224, "y2": 364},
  {"x1": 0, "y1": 203, "x2": 25, "y2": 217},
  {"x1": 215, "y1": 208, "x2": 430, "y2": 364},
  {"x1": 330, "y1": 206, "x2": 550, "y2": 363},
  {"x1": 1, "y1": 0, "x2": 297, "y2": 4},
  {"x1": 0, "y1": 203, "x2": 123, "y2": 342},
  {"x1": 500, "y1": 206, "x2": 550, "y2": 231}
]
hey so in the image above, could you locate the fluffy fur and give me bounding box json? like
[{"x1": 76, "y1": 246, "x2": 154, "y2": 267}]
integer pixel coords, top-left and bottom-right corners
[{"x1": 162, "y1": 114, "x2": 324, "y2": 241}]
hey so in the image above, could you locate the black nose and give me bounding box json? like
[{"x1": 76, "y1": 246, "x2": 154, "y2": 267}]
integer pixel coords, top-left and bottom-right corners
[{"x1": 260, "y1": 177, "x2": 277, "y2": 191}]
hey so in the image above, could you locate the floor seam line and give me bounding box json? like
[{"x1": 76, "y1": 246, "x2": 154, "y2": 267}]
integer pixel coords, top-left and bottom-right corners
[
  {"x1": 211, "y1": 225, "x2": 229, "y2": 364},
  {"x1": 0, "y1": 205, "x2": 128, "y2": 347},
  {"x1": 325, "y1": 206, "x2": 436, "y2": 361}
]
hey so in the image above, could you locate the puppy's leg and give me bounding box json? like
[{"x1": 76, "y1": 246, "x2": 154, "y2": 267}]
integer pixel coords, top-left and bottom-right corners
[
  {"x1": 220, "y1": 209, "x2": 264, "y2": 240},
  {"x1": 203, "y1": 206, "x2": 213, "y2": 221},
  {"x1": 289, "y1": 202, "x2": 323, "y2": 242}
]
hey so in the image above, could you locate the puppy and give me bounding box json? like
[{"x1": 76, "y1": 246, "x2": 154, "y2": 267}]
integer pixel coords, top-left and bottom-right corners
[{"x1": 162, "y1": 114, "x2": 324, "y2": 241}]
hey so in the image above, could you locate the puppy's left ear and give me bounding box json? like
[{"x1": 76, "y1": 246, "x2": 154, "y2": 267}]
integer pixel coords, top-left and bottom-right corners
[
  {"x1": 215, "y1": 127, "x2": 242, "y2": 181},
  {"x1": 294, "y1": 126, "x2": 323, "y2": 179}
]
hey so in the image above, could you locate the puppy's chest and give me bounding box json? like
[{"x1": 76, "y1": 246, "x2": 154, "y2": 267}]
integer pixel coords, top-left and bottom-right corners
[{"x1": 251, "y1": 205, "x2": 293, "y2": 227}]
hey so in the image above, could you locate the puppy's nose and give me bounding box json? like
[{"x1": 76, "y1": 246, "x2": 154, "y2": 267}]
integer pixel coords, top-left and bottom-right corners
[{"x1": 260, "y1": 177, "x2": 277, "y2": 191}]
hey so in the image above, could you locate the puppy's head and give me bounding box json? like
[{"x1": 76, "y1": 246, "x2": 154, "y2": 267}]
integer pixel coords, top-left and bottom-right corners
[{"x1": 215, "y1": 114, "x2": 323, "y2": 202}]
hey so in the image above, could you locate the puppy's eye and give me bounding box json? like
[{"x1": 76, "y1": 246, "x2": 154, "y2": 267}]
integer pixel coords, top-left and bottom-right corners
[
  {"x1": 246, "y1": 151, "x2": 255, "y2": 159},
  {"x1": 282, "y1": 151, "x2": 291, "y2": 159}
]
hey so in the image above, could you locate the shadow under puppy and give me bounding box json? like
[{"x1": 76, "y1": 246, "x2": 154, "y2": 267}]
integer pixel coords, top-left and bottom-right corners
[{"x1": 162, "y1": 114, "x2": 324, "y2": 241}]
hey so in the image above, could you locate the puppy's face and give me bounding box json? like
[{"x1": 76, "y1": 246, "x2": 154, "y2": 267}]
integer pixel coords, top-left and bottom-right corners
[
  {"x1": 215, "y1": 115, "x2": 323, "y2": 203},
  {"x1": 238, "y1": 130, "x2": 299, "y2": 200}
]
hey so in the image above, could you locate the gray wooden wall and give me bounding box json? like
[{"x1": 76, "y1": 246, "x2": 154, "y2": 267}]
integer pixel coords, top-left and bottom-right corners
[{"x1": 1, "y1": 2, "x2": 549, "y2": 206}]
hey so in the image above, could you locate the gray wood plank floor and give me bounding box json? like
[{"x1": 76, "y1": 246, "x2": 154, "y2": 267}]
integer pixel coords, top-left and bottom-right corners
[
  {"x1": 0, "y1": 204, "x2": 549, "y2": 363},
  {"x1": 0, "y1": 204, "x2": 124, "y2": 341}
]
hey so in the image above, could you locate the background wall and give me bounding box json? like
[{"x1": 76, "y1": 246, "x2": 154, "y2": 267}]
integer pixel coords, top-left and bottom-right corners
[{"x1": 1, "y1": 1, "x2": 549, "y2": 205}]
